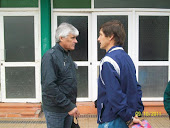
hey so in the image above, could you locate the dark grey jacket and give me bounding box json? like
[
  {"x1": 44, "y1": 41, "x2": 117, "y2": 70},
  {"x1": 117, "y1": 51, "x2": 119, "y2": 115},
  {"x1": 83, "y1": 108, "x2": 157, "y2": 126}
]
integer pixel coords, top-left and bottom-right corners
[{"x1": 41, "y1": 43, "x2": 77, "y2": 113}]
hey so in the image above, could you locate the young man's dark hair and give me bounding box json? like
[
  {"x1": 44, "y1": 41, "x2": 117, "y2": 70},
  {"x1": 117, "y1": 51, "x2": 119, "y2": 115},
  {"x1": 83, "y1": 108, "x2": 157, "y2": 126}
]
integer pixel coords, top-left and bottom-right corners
[{"x1": 100, "y1": 20, "x2": 126, "y2": 46}]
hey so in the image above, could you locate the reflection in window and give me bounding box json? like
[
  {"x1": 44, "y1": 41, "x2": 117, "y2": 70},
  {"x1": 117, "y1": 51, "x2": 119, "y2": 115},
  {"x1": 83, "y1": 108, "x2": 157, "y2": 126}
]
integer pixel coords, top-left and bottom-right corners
[
  {"x1": 4, "y1": 16, "x2": 35, "y2": 62},
  {"x1": 76, "y1": 66, "x2": 88, "y2": 97},
  {"x1": 138, "y1": 66, "x2": 168, "y2": 97},
  {"x1": 97, "y1": 16, "x2": 128, "y2": 61},
  {"x1": 5, "y1": 67, "x2": 35, "y2": 98},
  {"x1": 139, "y1": 16, "x2": 169, "y2": 61},
  {"x1": 57, "y1": 16, "x2": 88, "y2": 61}
]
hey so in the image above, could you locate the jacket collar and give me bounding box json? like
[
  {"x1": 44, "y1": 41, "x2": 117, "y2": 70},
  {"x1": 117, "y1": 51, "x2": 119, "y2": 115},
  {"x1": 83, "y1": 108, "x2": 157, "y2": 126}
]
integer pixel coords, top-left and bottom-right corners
[
  {"x1": 55, "y1": 43, "x2": 69, "y2": 54},
  {"x1": 107, "y1": 45, "x2": 124, "y2": 54}
]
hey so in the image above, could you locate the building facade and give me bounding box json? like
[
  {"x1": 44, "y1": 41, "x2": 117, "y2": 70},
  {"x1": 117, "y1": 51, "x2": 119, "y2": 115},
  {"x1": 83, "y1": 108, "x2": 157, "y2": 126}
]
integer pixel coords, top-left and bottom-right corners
[{"x1": 0, "y1": 0, "x2": 170, "y2": 112}]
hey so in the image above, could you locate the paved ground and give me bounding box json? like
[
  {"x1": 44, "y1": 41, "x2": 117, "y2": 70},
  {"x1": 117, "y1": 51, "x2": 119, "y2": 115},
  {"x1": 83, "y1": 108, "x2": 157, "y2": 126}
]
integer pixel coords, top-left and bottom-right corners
[{"x1": 0, "y1": 113, "x2": 169, "y2": 128}]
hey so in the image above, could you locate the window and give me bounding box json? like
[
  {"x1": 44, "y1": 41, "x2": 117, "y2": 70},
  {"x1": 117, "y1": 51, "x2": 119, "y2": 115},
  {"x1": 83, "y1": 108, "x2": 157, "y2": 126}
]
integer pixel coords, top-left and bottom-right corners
[
  {"x1": 136, "y1": 12, "x2": 170, "y2": 101},
  {"x1": 139, "y1": 16, "x2": 169, "y2": 61},
  {"x1": 5, "y1": 67, "x2": 35, "y2": 98},
  {"x1": 4, "y1": 16, "x2": 35, "y2": 62},
  {"x1": 0, "y1": 11, "x2": 40, "y2": 102},
  {"x1": 53, "y1": 9, "x2": 170, "y2": 102},
  {"x1": 139, "y1": 66, "x2": 168, "y2": 97},
  {"x1": 97, "y1": 15, "x2": 128, "y2": 60},
  {"x1": 53, "y1": 13, "x2": 92, "y2": 101}
]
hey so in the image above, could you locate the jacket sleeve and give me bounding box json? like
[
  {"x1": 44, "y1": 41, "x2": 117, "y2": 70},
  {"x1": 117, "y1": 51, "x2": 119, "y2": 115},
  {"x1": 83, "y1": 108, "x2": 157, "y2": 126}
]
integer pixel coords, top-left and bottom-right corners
[
  {"x1": 41, "y1": 53, "x2": 76, "y2": 112},
  {"x1": 164, "y1": 81, "x2": 170, "y2": 116},
  {"x1": 101, "y1": 62, "x2": 135, "y2": 122},
  {"x1": 136, "y1": 82, "x2": 144, "y2": 115}
]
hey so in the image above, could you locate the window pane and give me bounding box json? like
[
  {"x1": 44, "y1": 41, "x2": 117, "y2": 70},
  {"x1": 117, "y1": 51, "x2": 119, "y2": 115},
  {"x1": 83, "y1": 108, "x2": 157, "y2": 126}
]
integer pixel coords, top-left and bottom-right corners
[
  {"x1": 94, "y1": 0, "x2": 170, "y2": 8},
  {"x1": 138, "y1": 66, "x2": 168, "y2": 97},
  {"x1": 5, "y1": 67, "x2": 35, "y2": 98},
  {"x1": 57, "y1": 16, "x2": 88, "y2": 61},
  {"x1": 76, "y1": 66, "x2": 88, "y2": 97},
  {"x1": 1, "y1": 0, "x2": 38, "y2": 7},
  {"x1": 53, "y1": 0, "x2": 91, "y2": 8},
  {"x1": 97, "y1": 16, "x2": 128, "y2": 61},
  {"x1": 4, "y1": 16, "x2": 35, "y2": 62},
  {"x1": 139, "y1": 16, "x2": 169, "y2": 61}
]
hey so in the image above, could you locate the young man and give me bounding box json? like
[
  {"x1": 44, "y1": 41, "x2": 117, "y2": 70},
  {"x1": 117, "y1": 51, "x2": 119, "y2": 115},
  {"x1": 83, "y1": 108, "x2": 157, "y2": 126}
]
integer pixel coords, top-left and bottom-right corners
[
  {"x1": 41, "y1": 23, "x2": 80, "y2": 128},
  {"x1": 97, "y1": 20, "x2": 144, "y2": 127}
]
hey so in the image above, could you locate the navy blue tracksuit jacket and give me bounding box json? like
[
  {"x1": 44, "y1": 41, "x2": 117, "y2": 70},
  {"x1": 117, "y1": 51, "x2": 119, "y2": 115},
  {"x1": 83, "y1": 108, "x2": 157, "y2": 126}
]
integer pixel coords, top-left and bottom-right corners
[{"x1": 97, "y1": 46, "x2": 144, "y2": 124}]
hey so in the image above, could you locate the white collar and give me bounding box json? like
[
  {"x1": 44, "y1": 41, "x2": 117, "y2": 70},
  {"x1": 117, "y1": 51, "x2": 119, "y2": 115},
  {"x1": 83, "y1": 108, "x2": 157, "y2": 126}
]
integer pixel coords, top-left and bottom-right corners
[{"x1": 109, "y1": 47, "x2": 124, "y2": 53}]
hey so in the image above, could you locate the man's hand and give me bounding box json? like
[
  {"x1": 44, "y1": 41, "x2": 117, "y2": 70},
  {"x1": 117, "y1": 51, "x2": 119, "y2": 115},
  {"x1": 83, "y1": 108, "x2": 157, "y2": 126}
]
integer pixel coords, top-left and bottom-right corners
[
  {"x1": 128, "y1": 115, "x2": 144, "y2": 128},
  {"x1": 132, "y1": 116, "x2": 144, "y2": 127},
  {"x1": 68, "y1": 107, "x2": 80, "y2": 117}
]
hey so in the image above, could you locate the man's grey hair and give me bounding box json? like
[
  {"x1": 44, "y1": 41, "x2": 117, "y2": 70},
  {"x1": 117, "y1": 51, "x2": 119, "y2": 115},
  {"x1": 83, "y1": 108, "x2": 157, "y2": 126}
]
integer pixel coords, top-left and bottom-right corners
[{"x1": 55, "y1": 22, "x2": 79, "y2": 43}]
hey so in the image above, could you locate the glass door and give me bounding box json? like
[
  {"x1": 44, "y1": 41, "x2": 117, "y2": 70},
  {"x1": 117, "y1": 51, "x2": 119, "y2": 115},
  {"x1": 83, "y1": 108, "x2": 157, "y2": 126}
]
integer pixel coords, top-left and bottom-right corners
[
  {"x1": 135, "y1": 12, "x2": 170, "y2": 101},
  {"x1": 53, "y1": 13, "x2": 92, "y2": 101},
  {"x1": 52, "y1": 10, "x2": 170, "y2": 102},
  {"x1": 0, "y1": 12, "x2": 41, "y2": 102},
  {"x1": 52, "y1": 12, "x2": 132, "y2": 101},
  {"x1": 92, "y1": 12, "x2": 133, "y2": 99}
]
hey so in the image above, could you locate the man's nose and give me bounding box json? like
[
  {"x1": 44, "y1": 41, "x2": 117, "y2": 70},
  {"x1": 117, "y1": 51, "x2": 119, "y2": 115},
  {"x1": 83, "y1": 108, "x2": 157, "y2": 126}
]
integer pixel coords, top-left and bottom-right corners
[
  {"x1": 97, "y1": 37, "x2": 100, "y2": 42},
  {"x1": 75, "y1": 39, "x2": 78, "y2": 43}
]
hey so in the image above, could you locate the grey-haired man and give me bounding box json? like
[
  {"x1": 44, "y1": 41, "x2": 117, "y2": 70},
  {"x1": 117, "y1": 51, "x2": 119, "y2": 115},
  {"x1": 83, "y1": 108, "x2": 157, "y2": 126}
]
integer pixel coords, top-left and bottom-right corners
[{"x1": 41, "y1": 23, "x2": 80, "y2": 128}]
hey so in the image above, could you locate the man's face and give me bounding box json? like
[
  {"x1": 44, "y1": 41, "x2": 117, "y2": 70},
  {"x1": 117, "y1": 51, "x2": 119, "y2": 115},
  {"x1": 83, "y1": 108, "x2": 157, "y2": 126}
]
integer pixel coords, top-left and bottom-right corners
[
  {"x1": 60, "y1": 33, "x2": 78, "y2": 51},
  {"x1": 97, "y1": 29, "x2": 110, "y2": 50}
]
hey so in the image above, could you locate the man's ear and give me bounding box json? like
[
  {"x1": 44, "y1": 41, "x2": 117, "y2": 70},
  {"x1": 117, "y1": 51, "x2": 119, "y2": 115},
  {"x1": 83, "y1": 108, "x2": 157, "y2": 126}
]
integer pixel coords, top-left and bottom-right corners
[
  {"x1": 109, "y1": 34, "x2": 114, "y2": 41},
  {"x1": 59, "y1": 36, "x2": 64, "y2": 42}
]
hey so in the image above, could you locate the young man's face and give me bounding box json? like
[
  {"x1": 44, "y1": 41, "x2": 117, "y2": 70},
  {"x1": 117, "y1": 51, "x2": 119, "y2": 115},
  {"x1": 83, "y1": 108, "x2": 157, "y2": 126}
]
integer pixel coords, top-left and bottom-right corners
[
  {"x1": 98, "y1": 29, "x2": 111, "y2": 50},
  {"x1": 60, "y1": 33, "x2": 78, "y2": 51}
]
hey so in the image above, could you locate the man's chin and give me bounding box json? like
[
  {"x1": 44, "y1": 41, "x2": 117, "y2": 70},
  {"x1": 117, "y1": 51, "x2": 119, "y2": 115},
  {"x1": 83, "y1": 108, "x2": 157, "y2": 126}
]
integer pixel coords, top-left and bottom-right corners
[
  {"x1": 100, "y1": 46, "x2": 104, "y2": 49},
  {"x1": 69, "y1": 48, "x2": 75, "y2": 51}
]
